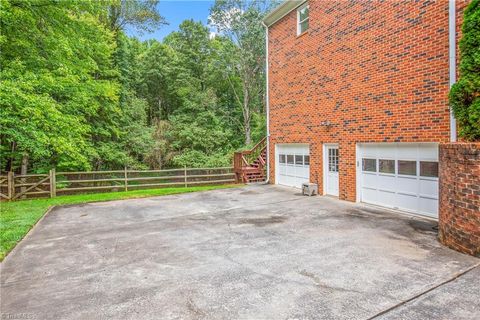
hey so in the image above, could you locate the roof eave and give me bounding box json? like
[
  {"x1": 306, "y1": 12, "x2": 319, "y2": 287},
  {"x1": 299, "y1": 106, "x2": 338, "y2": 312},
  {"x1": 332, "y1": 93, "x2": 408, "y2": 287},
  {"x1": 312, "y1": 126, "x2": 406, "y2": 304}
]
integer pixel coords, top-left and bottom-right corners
[{"x1": 263, "y1": 0, "x2": 306, "y2": 27}]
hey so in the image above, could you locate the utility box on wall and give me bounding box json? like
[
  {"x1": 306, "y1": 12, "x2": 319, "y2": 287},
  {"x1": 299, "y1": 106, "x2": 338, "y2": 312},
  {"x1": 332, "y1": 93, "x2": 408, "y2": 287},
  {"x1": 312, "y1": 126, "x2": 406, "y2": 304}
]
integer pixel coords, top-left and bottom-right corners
[{"x1": 438, "y1": 143, "x2": 480, "y2": 257}]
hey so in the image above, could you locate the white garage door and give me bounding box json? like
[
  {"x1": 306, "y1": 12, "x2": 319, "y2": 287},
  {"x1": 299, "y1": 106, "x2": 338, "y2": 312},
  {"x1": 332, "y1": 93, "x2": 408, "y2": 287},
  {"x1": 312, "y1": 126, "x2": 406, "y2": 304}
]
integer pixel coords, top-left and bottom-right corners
[
  {"x1": 359, "y1": 143, "x2": 439, "y2": 218},
  {"x1": 277, "y1": 144, "x2": 310, "y2": 188}
]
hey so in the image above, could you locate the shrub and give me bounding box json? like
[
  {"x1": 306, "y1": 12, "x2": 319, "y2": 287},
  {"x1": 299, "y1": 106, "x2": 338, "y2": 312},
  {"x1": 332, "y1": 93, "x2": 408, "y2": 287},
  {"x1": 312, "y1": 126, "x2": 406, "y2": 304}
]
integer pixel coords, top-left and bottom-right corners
[{"x1": 449, "y1": 0, "x2": 480, "y2": 141}]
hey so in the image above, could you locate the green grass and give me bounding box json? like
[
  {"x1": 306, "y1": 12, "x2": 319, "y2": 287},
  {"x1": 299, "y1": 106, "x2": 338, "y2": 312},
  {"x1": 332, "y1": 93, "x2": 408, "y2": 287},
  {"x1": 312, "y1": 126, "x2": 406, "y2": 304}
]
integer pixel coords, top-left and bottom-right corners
[{"x1": 0, "y1": 184, "x2": 238, "y2": 261}]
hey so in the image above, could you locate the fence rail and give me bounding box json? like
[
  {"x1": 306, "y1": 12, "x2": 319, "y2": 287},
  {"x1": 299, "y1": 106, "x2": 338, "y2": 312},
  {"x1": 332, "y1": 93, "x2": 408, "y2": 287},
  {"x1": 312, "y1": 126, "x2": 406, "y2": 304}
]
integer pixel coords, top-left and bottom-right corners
[{"x1": 0, "y1": 167, "x2": 236, "y2": 201}]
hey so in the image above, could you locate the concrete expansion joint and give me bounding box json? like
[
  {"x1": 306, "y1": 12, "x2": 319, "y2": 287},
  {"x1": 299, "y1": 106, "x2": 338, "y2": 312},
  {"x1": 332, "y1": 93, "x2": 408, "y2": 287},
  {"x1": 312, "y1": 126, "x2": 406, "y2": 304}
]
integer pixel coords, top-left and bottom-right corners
[{"x1": 366, "y1": 262, "x2": 480, "y2": 320}]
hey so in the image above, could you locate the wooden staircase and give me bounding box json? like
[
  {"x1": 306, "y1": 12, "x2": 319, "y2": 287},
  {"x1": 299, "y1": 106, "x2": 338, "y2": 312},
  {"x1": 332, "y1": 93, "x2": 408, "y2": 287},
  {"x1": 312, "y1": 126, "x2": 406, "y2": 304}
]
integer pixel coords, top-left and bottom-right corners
[{"x1": 233, "y1": 137, "x2": 267, "y2": 183}]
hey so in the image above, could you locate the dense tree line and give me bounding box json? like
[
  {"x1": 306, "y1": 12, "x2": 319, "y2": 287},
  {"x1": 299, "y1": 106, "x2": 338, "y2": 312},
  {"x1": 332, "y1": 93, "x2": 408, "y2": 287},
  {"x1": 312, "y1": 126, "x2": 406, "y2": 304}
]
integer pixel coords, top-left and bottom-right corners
[{"x1": 0, "y1": 0, "x2": 272, "y2": 173}]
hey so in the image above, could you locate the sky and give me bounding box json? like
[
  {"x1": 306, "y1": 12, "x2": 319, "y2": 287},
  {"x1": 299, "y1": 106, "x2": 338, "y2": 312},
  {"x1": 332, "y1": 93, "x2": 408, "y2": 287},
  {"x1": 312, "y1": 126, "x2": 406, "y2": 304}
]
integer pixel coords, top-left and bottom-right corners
[{"x1": 127, "y1": 0, "x2": 216, "y2": 41}]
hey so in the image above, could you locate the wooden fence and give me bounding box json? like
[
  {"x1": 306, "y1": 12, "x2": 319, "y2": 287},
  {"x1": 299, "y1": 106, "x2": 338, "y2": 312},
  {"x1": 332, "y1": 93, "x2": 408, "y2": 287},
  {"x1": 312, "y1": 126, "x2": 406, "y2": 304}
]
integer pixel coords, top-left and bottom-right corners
[{"x1": 0, "y1": 167, "x2": 236, "y2": 201}]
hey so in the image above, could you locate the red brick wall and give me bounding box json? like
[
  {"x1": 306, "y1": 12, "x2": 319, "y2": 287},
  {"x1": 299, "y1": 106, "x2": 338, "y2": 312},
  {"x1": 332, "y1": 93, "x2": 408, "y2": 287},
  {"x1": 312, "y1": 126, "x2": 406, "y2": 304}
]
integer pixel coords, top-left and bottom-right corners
[
  {"x1": 267, "y1": 0, "x2": 469, "y2": 201},
  {"x1": 438, "y1": 143, "x2": 480, "y2": 257}
]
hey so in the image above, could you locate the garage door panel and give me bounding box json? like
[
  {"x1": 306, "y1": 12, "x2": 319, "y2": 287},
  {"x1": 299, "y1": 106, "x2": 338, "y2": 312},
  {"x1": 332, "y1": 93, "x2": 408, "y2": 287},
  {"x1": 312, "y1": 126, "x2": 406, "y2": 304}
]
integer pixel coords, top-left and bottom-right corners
[
  {"x1": 396, "y1": 177, "x2": 419, "y2": 194},
  {"x1": 419, "y1": 146, "x2": 438, "y2": 159},
  {"x1": 377, "y1": 175, "x2": 396, "y2": 192},
  {"x1": 378, "y1": 190, "x2": 396, "y2": 206},
  {"x1": 376, "y1": 148, "x2": 395, "y2": 159},
  {"x1": 396, "y1": 145, "x2": 418, "y2": 159},
  {"x1": 276, "y1": 144, "x2": 309, "y2": 188},
  {"x1": 362, "y1": 149, "x2": 378, "y2": 158},
  {"x1": 419, "y1": 198, "x2": 438, "y2": 217},
  {"x1": 297, "y1": 167, "x2": 309, "y2": 178},
  {"x1": 359, "y1": 143, "x2": 439, "y2": 218},
  {"x1": 294, "y1": 166, "x2": 301, "y2": 177},
  {"x1": 362, "y1": 173, "x2": 377, "y2": 188},
  {"x1": 362, "y1": 188, "x2": 377, "y2": 204},
  {"x1": 396, "y1": 193, "x2": 418, "y2": 212},
  {"x1": 286, "y1": 166, "x2": 295, "y2": 176},
  {"x1": 419, "y1": 180, "x2": 438, "y2": 198}
]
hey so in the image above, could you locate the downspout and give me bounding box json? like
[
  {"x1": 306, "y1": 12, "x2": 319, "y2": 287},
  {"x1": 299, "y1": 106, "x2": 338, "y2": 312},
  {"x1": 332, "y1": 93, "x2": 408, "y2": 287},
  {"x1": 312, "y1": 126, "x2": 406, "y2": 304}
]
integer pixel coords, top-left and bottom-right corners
[
  {"x1": 262, "y1": 21, "x2": 271, "y2": 183},
  {"x1": 448, "y1": 0, "x2": 457, "y2": 142}
]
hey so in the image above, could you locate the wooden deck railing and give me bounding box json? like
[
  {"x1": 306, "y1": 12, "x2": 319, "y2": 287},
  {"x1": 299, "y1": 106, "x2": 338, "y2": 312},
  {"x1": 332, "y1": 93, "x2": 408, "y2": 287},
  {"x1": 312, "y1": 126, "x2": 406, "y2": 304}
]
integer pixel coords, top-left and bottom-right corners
[
  {"x1": 233, "y1": 137, "x2": 267, "y2": 182},
  {"x1": 0, "y1": 167, "x2": 236, "y2": 201}
]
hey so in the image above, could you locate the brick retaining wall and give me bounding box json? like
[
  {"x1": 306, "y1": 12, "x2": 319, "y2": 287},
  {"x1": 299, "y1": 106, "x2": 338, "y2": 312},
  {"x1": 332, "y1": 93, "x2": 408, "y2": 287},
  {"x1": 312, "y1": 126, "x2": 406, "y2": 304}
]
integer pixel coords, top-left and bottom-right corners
[{"x1": 438, "y1": 143, "x2": 480, "y2": 256}]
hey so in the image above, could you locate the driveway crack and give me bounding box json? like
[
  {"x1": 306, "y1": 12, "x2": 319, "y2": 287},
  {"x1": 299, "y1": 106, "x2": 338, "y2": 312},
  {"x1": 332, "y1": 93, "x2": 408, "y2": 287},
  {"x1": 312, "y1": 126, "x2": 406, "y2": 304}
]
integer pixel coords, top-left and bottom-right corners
[{"x1": 366, "y1": 263, "x2": 480, "y2": 320}]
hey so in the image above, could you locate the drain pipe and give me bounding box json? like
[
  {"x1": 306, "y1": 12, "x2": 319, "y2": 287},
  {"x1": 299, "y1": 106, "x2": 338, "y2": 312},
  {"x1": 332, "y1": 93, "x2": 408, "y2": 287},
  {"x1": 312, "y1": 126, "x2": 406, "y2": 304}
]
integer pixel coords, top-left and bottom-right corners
[
  {"x1": 448, "y1": 0, "x2": 457, "y2": 142},
  {"x1": 262, "y1": 21, "x2": 271, "y2": 184}
]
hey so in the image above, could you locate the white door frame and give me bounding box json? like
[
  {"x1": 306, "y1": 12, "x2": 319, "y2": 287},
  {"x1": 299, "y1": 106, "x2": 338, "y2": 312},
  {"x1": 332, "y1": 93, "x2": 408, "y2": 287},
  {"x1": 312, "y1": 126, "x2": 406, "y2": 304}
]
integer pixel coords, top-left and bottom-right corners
[
  {"x1": 323, "y1": 143, "x2": 339, "y2": 196},
  {"x1": 355, "y1": 143, "x2": 361, "y2": 202}
]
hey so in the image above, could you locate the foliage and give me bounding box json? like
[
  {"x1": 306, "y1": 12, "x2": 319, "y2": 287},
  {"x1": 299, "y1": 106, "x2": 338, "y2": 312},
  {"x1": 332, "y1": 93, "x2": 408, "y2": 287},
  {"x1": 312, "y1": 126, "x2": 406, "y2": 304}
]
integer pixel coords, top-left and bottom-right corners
[
  {"x1": 0, "y1": 184, "x2": 238, "y2": 261},
  {"x1": 145, "y1": 20, "x2": 246, "y2": 167},
  {"x1": 112, "y1": 34, "x2": 154, "y2": 169},
  {"x1": 144, "y1": 120, "x2": 176, "y2": 169},
  {"x1": 0, "y1": 0, "x2": 118, "y2": 172},
  {"x1": 138, "y1": 40, "x2": 179, "y2": 121},
  {"x1": 209, "y1": 0, "x2": 272, "y2": 145},
  {"x1": 107, "y1": 0, "x2": 167, "y2": 34},
  {"x1": 0, "y1": 0, "x2": 268, "y2": 173},
  {"x1": 172, "y1": 150, "x2": 232, "y2": 168},
  {"x1": 449, "y1": 0, "x2": 480, "y2": 141}
]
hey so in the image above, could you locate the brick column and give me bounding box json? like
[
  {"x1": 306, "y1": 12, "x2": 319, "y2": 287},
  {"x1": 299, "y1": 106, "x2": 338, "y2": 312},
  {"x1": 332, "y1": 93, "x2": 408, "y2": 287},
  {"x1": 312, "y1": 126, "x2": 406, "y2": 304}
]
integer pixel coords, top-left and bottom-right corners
[{"x1": 438, "y1": 143, "x2": 480, "y2": 257}]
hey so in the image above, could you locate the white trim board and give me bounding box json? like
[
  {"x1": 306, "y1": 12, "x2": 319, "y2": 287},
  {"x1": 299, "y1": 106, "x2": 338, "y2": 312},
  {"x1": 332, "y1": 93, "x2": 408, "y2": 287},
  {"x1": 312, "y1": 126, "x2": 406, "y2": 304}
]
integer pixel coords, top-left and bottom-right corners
[{"x1": 263, "y1": 0, "x2": 306, "y2": 27}]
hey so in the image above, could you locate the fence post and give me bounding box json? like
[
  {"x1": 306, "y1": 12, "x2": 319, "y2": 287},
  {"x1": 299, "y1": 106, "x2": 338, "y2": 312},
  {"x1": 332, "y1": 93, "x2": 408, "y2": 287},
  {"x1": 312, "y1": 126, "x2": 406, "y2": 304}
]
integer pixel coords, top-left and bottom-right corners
[
  {"x1": 49, "y1": 169, "x2": 56, "y2": 198},
  {"x1": 7, "y1": 171, "x2": 14, "y2": 200},
  {"x1": 184, "y1": 166, "x2": 188, "y2": 188},
  {"x1": 124, "y1": 167, "x2": 128, "y2": 192}
]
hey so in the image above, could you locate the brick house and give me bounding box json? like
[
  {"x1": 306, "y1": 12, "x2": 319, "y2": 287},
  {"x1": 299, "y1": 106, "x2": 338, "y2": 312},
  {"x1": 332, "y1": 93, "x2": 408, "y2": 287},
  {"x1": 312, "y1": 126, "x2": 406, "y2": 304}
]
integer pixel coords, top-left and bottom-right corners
[{"x1": 263, "y1": 0, "x2": 470, "y2": 219}]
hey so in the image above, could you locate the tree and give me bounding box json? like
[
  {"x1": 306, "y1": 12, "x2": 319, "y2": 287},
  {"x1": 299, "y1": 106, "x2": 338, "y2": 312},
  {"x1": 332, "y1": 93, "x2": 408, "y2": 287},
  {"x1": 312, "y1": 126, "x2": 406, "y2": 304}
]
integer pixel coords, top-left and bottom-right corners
[
  {"x1": 209, "y1": 0, "x2": 270, "y2": 145},
  {"x1": 164, "y1": 20, "x2": 213, "y2": 92},
  {"x1": 0, "y1": 0, "x2": 119, "y2": 172},
  {"x1": 449, "y1": 0, "x2": 480, "y2": 141},
  {"x1": 107, "y1": 0, "x2": 166, "y2": 34},
  {"x1": 138, "y1": 41, "x2": 179, "y2": 122},
  {"x1": 113, "y1": 34, "x2": 154, "y2": 168},
  {"x1": 145, "y1": 120, "x2": 176, "y2": 169},
  {"x1": 158, "y1": 21, "x2": 239, "y2": 167}
]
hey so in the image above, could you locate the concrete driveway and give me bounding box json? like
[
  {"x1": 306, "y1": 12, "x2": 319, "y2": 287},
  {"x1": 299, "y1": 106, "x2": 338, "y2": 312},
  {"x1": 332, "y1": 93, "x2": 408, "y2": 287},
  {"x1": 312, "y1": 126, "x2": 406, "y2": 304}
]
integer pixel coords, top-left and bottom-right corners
[{"x1": 1, "y1": 185, "x2": 479, "y2": 320}]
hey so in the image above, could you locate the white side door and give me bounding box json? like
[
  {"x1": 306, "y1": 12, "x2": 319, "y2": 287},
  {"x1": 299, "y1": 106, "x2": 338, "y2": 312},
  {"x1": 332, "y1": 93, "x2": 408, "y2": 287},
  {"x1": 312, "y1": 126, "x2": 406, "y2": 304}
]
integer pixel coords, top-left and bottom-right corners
[{"x1": 324, "y1": 145, "x2": 339, "y2": 196}]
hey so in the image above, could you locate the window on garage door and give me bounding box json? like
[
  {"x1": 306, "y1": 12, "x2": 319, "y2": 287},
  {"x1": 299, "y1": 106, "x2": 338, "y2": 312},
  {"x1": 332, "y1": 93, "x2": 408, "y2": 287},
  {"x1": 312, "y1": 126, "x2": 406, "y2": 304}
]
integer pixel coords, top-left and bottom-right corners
[
  {"x1": 362, "y1": 159, "x2": 438, "y2": 178},
  {"x1": 420, "y1": 161, "x2": 439, "y2": 177}
]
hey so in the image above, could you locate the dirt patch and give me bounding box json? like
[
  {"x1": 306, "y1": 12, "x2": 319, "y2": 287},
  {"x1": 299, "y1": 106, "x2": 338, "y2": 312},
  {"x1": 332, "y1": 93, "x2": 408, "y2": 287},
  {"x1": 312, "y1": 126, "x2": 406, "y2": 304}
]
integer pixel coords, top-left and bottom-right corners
[
  {"x1": 345, "y1": 208, "x2": 385, "y2": 219},
  {"x1": 61, "y1": 203, "x2": 91, "y2": 209},
  {"x1": 359, "y1": 206, "x2": 389, "y2": 216},
  {"x1": 240, "y1": 190, "x2": 260, "y2": 195},
  {"x1": 409, "y1": 219, "x2": 438, "y2": 234},
  {"x1": 344, "y1": 208, "x2": 400, "y2": 220},
  {"x1": 237, "y1": 215, "x2": 287, "y2": 227}
]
